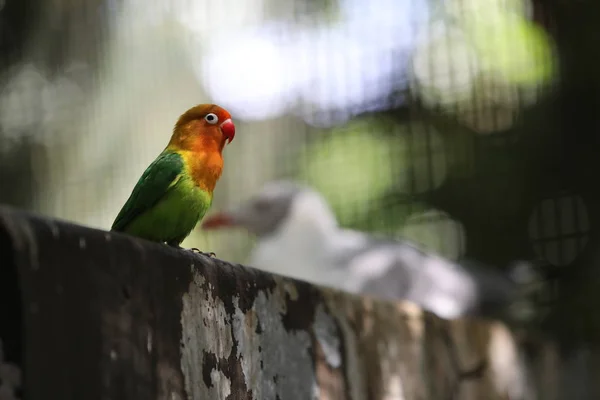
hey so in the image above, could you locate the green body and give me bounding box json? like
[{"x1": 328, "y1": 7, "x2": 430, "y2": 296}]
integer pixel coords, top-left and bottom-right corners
[{"x1": 111, "y1": 150, "x2": 212, "y2": 246}]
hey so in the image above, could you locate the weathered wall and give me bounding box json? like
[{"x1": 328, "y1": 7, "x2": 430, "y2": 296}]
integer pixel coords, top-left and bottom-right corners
[{"x1": 0, "y1": 206, "x2": 595, "y2": 400}]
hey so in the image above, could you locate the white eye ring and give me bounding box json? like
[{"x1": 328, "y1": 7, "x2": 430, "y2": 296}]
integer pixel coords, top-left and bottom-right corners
[{"x1": 204, "y1": 113, "x2": 219, "y2": 124}]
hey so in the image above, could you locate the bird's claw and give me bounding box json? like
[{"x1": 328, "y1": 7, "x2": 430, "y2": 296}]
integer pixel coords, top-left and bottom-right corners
[{"x1": 190, "y1": 248, "x2": 216, "y2": 258}]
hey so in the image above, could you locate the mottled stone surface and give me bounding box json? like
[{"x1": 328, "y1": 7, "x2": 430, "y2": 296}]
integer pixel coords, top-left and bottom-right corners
[{"x1": 0, "y1": 205, "x2": 590, "y2": 400}]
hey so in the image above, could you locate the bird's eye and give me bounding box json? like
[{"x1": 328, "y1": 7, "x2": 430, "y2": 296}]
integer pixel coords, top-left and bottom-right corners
[{"x1": 204, "y1": 113, "x2": 219, "y2": 124}]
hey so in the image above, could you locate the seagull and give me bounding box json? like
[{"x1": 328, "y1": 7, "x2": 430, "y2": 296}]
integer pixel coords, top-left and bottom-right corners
[{"x1": 202, "y1": 181, "x2": 537, "y2": 321}]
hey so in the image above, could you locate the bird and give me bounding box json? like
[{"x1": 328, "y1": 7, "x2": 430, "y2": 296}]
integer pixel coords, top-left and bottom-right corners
[
  {"x1": 111, "y1": 104, "x2": 235, "y2": 257},
  {"x1": 201, "y1": 180, "x2": 538, "y2": 321}
]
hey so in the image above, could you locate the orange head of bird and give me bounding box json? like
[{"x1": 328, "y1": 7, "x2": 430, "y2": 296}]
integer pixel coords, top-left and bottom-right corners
[{"x1": 170, "y1": 104, "x2": 235, "y2": 152}]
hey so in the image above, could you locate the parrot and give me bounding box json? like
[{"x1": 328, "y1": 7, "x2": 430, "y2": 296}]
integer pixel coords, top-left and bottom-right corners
[
  {"x1": 111, "y1": 104, "x2": 235, "y2": 256},
  {"x1": 201, "y1": 181, "x2": 539, "y2": 322}
]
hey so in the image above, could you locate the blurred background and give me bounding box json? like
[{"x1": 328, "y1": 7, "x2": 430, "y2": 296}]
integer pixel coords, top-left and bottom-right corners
[{"x1": 1, "y1": 0, "x2": 600, "y2": 340}]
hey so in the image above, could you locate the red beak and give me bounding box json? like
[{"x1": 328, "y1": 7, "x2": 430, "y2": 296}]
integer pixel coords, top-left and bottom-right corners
[
  {"x1": 201, "y1": 212, "x2": 237, "y2": 230},
  {"x1": 219, "y1": 119, "x2": 235, "y2": 144}
]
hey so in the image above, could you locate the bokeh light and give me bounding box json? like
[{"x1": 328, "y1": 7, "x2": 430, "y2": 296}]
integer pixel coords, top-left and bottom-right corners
[
  {"x1": 399, "y1": 209, "x2": 467, "y2": 261},
  {"x1": 200, "y1": 26, "x2": 300, "y2": 120},
  {"x1": 297, "y1": 118, "x2": 399, "y2": 224},
  {"x1": 409, "y1": 0, "x2": 556, "y2": 135},
  {"x1": 411, "y1": 22, "x2": 480, "y2": 108}
]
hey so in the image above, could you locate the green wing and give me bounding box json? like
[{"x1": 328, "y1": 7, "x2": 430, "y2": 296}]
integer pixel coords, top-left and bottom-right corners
[{"x1": 111, "y1": 151, "x2": 184, "y2": 232}]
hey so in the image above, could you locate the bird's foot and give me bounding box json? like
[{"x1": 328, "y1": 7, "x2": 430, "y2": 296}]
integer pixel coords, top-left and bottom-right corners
[
  {"x1": 167, "y1": 244, "x2": 216, "y2": 258},
  {"x1": 190, "y1": 248, "x2": 216, "y2": 258}
]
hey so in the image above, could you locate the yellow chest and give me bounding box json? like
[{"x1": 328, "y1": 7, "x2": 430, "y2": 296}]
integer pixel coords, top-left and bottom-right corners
[{"x1": 179, "y1": 150, "x2": 224, "y2": 193}]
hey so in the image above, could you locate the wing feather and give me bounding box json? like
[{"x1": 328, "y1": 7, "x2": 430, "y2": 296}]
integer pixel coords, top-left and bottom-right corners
[{"x1": 111, "y1": 151, "x2": 184, "y2": 232}]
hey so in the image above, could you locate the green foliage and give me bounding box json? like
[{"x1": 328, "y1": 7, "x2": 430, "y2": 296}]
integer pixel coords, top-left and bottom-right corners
[{"x1": 297, "y1": 118, "x2": 401, "y2": 227}]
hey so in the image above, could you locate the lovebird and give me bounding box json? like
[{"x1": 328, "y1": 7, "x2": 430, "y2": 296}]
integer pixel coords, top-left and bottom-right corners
[
  {"x1": 201, "y1": 181, "x2": 538, "y2": 322},
  {"x1": 111, "y1": 104, "x2": 235, "y2": 256}
]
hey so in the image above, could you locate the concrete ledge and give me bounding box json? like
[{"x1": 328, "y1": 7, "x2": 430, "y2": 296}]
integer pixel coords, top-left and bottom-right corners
[{"x1": 0, "y1": 206, "x2": 566, "y2": 400}]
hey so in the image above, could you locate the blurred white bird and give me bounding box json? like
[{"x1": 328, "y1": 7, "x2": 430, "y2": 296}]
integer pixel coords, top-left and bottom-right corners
[{"x1": 202, "y1": 181, "x2": 537, "y2": 321}]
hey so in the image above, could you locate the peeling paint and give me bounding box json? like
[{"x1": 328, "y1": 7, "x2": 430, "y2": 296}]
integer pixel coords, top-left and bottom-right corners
[
  {"x1": 377, "y1": 337, "x2": 408, "y2": 400},
  {"x1": 324, "y1": 295, "x2": 367, "y2": 400},
  {"x1": 181, "y1": 268, "x2": 317, "y2": 400},
  {"x1": 147, "y1": 330, "x2": 153, "y2": 353},
  {"x1": 231, "y1": 297, "x2": 256, "y2": 386},
  {"x1": 233, "y1": 291, "x2": 316, "y2": 400},
  {"x1": 384, "y1": 375, "x2": 406, "y2": 400},
  {"x1": 282, "y1": 281, "x2": 299, "y2": 301},
  {"x1": 175, "y1": 249, "x2": 526, "y2": 400},
  {"x1": 210, "y1": 369, "x2": 232, "y2": 398},
  {"x1": 313, "y1": 304, "x2": 341, "y2": 368},
  {"x1": 180, "y1": 272, "x2": 234, "y2": 399},
  {"x1": 488, "y1": 322, "x2": 530, "y2": 399},
  {"x1": 170, "y1": 392, "x2": 182, "y2": 400},
  {"x1": 399, "y1": 302, "x2": 423, "y2": 339}
]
